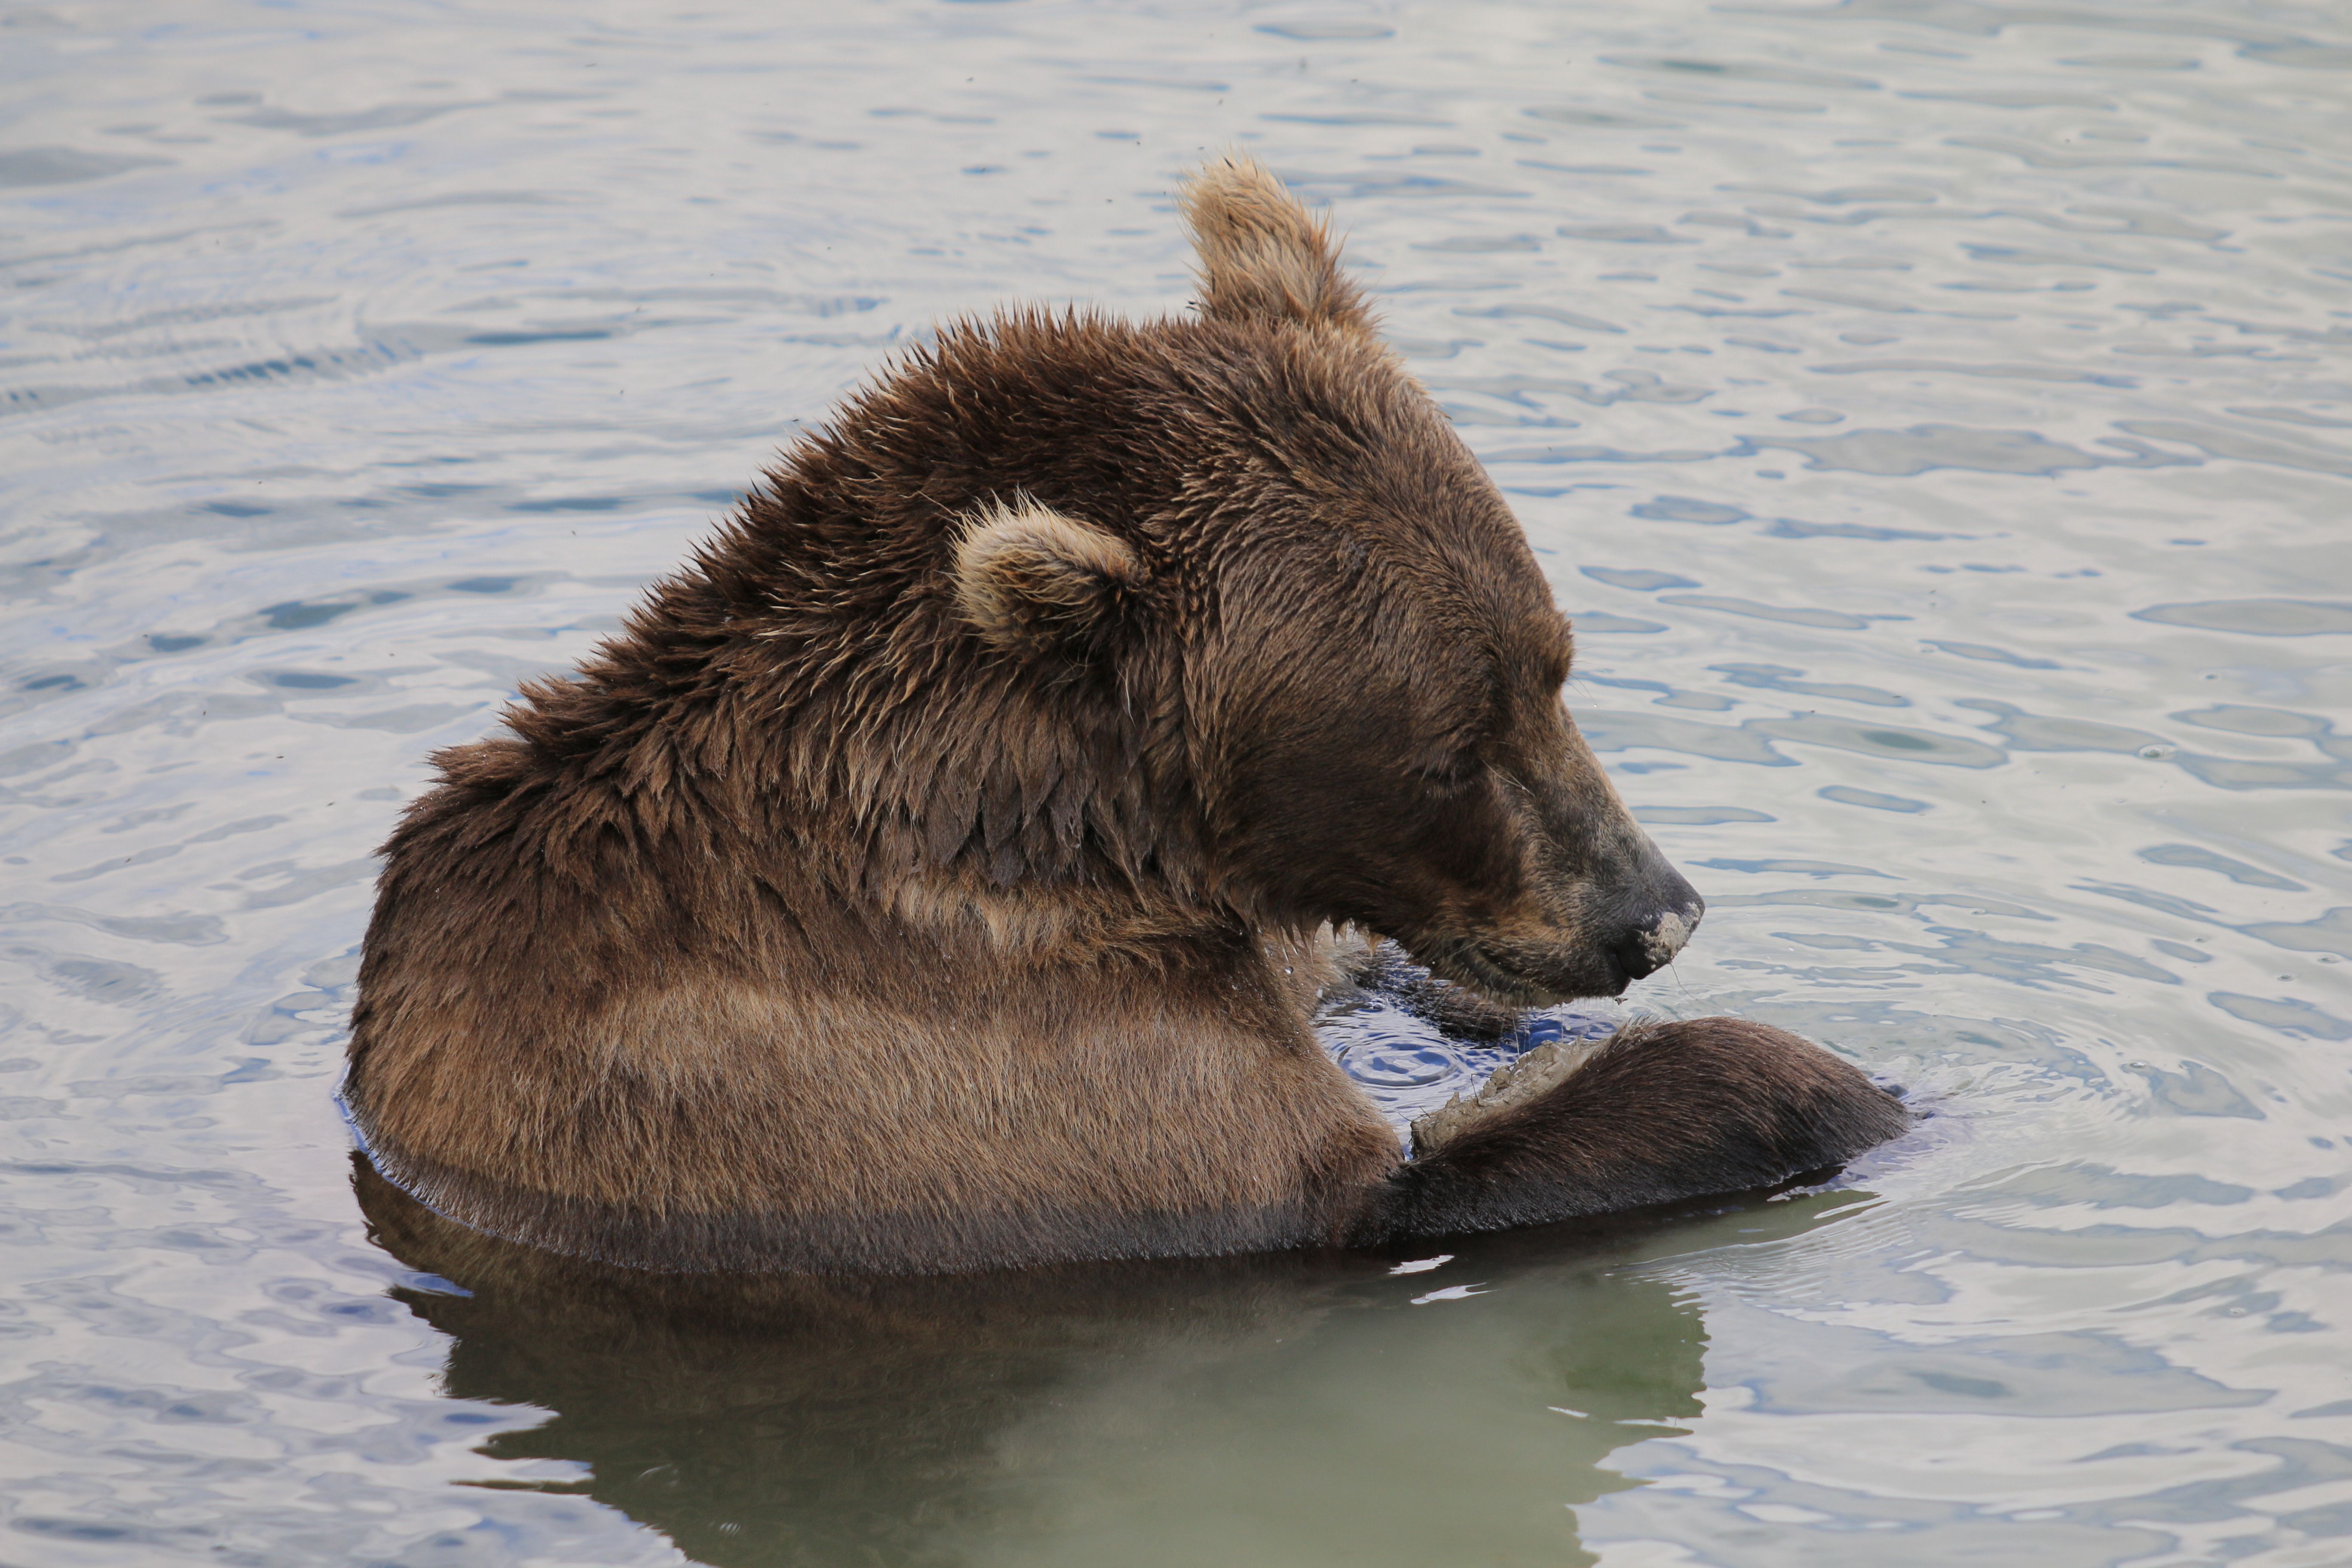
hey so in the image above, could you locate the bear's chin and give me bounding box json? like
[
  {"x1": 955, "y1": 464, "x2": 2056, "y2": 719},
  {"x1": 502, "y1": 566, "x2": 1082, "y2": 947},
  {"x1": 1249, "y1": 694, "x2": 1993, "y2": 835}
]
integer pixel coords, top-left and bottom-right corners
[{"x1": 1406, "y1": 933, "x2": 1632, "y2": 1011}]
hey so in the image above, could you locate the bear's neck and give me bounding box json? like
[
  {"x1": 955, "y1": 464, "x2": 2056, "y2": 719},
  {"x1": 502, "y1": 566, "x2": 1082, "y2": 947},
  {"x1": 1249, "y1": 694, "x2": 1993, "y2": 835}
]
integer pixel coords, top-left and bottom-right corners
[{"x1": 459, "y1": 542, "x2": 1240, "y2": 971}]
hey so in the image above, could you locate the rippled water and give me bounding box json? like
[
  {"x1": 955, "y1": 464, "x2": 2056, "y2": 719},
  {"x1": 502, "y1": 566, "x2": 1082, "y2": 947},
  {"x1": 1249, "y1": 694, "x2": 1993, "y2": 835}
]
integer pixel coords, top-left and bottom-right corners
[{"x1": 5, "y1": 1, "x2": 2351, "y2": 1563}]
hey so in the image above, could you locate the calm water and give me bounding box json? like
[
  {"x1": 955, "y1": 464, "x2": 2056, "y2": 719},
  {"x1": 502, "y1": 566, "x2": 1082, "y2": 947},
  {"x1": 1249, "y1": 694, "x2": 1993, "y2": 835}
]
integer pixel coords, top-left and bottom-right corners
[{"x1": 5, "y1": 1, "x2": 2351, "y2": 1563}]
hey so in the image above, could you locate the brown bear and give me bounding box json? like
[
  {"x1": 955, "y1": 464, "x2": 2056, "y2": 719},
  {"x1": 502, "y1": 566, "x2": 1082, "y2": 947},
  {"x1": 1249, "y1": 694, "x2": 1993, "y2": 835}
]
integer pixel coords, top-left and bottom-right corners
[{"x1": 344, "y1": 156, "x2": 1905, "y2": 1275}]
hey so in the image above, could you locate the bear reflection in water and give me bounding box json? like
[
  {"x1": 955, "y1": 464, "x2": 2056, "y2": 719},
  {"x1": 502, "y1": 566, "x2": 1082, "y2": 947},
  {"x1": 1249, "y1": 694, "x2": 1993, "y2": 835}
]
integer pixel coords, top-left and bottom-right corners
[{"x1": 361, "y1": 1151, "x2": 1872, "y2": 1568}]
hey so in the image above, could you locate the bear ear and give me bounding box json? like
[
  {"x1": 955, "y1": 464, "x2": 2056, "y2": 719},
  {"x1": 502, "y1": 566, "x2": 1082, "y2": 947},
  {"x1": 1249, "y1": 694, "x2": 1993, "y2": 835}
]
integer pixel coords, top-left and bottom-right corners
[
  {"x1": 951, "y1": 499, "x2": 1144, "y2": 665},
  {"x1": 1177, "y1": 154, "x2": 1372, "y2": 334}
]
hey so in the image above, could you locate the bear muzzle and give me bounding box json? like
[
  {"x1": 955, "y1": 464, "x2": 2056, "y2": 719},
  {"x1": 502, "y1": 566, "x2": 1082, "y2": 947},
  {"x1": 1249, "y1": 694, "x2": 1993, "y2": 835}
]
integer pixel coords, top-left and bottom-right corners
[
  {"x1": 1443, "y1": 863, "x2": 1706, "y2": 1003},
  {"x1": 1608, "y1": 894, "x2": 1706, "y2": 985}
]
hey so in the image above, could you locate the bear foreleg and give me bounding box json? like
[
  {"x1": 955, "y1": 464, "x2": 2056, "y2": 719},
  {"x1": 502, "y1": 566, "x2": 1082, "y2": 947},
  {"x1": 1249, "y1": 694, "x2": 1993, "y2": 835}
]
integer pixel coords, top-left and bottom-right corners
[{"x1": 1349, "y1": 1018, "x2": 1909, "y2": 1244}]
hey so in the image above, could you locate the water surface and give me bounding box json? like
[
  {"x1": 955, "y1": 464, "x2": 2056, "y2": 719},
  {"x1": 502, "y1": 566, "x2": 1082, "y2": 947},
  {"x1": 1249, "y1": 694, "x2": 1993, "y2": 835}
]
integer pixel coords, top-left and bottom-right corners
[{"x1": 4, "y1": 1, "x2": 2351, "y2": 1563}]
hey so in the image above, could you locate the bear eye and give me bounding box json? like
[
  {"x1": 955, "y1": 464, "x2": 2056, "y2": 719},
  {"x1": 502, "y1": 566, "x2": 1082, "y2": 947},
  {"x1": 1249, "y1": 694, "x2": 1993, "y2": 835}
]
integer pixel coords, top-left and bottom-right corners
[{"x1": 1418, "y1": 742, "x2": 1485, "y2": 792}]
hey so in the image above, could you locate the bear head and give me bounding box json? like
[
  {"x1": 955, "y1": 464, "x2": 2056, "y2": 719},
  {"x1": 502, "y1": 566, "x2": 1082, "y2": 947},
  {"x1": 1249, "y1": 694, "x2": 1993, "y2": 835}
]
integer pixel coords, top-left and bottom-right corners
[{"x1": 671, "y1": 156, "x2": 1702, "y2": 1004}]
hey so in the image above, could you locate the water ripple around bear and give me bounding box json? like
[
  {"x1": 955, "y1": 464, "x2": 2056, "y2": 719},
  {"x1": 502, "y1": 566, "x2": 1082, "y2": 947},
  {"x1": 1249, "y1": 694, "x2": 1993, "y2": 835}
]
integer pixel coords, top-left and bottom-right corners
[{"x1": 2, "y1": 2, "x2": 2349, "y2": 1565}]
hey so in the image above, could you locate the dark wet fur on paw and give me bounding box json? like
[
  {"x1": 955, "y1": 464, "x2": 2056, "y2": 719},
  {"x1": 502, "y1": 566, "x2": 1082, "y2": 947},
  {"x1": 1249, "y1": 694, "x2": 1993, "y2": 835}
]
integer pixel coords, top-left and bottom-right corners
[{"x1": 1357, "y1": 1017, "x2": 1909, "y2": 1244}]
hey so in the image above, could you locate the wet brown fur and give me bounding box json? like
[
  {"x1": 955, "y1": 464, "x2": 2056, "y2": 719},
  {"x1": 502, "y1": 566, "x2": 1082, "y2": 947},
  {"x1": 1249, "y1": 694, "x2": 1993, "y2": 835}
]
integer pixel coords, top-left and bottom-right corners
[{"x1": 346, "y1": 156, "x2": 1905, "y2": 1274}]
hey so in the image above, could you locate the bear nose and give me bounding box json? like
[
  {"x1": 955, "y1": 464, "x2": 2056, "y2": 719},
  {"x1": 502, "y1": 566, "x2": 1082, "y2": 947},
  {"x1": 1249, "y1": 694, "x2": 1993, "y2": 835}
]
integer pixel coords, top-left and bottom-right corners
[{"x1": 1610, "y1": 888, "x2": 1705, "y2": 984}]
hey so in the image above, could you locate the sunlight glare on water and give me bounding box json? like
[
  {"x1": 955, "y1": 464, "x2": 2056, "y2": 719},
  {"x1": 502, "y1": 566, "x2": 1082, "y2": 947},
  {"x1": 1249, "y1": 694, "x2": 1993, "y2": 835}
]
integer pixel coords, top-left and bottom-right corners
[{"x1": 3, "y1": 1, "x2": 2351, "y2": 1564}]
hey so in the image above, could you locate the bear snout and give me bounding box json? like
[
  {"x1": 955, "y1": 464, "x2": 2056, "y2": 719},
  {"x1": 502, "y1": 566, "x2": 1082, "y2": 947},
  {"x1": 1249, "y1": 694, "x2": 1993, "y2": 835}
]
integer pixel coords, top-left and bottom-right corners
[
  {"x1": 1600, "y1": 861, "x2": 1705, "y2": 985},
  {"x1": 1417, "y1": 875, "x2": 1705, "y2": 1004},
  {"x1": 1610, "y1": 897, "x2": 1705, "y2": 984}
]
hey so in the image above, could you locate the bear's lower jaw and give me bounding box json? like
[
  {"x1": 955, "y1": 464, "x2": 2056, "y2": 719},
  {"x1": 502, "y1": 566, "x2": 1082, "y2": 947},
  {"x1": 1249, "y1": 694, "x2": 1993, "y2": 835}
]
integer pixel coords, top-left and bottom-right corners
[{"x1": 1406, "y1": 932, "x2": 1631, "y2": 1009}]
